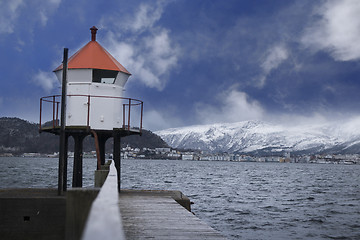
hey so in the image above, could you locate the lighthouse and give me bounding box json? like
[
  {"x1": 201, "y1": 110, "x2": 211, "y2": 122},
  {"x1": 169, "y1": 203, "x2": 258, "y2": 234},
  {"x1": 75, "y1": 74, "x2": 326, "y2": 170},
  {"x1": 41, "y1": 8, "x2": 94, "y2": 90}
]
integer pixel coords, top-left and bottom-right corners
[
  {"x1": 53, "y1": 26, "x2": 132, "y2": 130},
  {"x1": 39, "y1": 27, "x2": 143, "y2": 194}
]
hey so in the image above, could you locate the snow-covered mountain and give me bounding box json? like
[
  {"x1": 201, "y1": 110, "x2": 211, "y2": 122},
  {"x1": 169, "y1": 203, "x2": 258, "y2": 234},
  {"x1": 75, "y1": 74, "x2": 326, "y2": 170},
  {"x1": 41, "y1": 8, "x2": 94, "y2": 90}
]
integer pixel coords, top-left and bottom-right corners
[{"x1": 155, "y1": 119, "x2": 360, "y2": 154}]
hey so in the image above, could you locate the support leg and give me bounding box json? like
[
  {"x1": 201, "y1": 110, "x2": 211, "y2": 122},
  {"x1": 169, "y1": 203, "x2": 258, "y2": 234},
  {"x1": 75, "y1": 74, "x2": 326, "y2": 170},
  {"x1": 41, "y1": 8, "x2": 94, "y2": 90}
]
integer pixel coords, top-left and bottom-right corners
[
  {"x1": 92, "y1": 131, "x2": 110, "y2": 170},
  {"x1": 92, "y1": 130, "x2": 101, "y2": 170},
  {"x1": 58, "y1": 133, "x2": 68, "y2": 195},
  {"x1": 99, "y1": 134, "x2": 107, "y2": 166},
  {"x1": 113, "y1": 131, "x2": 121, "y2": 192},
  {"x1": 63, "y1": 134, "x2": 68, "y2": 191},
  {"x1": 72, "y1": 134, "x2": 85, "y2": 187}
]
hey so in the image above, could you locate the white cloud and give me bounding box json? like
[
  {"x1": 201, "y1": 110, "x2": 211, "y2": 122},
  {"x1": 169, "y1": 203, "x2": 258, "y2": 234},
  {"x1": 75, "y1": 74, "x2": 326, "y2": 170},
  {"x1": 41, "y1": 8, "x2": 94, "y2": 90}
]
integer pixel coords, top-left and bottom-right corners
[
  {"x1": 145, "y1": 30, "x2": 178, "y2": 76},
  {"x1": 127, "y1": 2, "x2": 164, "y2": 33},
  {"x1": 257, "y1": 44, "x2": 289, "y2": 87},
  {"x1": 195, "y1": 87, "x2": 264, "y2": 124},
  {"x1": 0, "y1": 0, "x2": 24, "y2": 34},
  {"x1": 302, "y1": 0, "x2": 360, "y2": 61},
  {"x1": 32, "y1": 70, "x2": 59, "y2": 93},
  {"x1": 269, "y1": 112, "x2": 328, "y2": 127},
  {"x1": 38, "y1": 0, "x2": 61, "y2": 26},
  {"x1": 102, "y1": 1, "x2": 179, "y2": 91},
  {"x1": 143, "y1": 109, "x2": 182, "y2": 131},
  {"x1": 0, "y1": 0, "x2": 61, "y2": 35},
  {"x1": 338, "y1": 116, "x2": 360, "y2": 137}
]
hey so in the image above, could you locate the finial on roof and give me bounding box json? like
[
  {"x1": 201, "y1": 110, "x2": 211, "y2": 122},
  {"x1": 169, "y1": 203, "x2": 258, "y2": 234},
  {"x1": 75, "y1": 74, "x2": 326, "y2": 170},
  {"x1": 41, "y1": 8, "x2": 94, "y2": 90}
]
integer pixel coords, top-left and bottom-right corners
[{"x1": 90, "y1": 26, "x2": 98, "y2": 41}]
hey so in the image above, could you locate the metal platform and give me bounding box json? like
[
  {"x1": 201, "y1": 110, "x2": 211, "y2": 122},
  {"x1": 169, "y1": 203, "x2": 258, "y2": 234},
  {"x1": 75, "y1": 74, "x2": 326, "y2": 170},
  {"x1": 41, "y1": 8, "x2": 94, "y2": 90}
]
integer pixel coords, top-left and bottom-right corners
[{"x1": 39, "y1": 125, "x2": 141, "y2": 137}]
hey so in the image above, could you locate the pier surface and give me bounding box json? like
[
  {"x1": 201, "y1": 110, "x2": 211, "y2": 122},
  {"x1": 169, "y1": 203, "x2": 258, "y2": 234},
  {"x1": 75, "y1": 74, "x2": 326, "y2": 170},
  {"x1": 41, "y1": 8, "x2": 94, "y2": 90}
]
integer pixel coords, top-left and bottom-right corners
[
  {"x1": 119, "y1": 191, "x2": 227, "y2": 240},
  {"x1": 82, "y1": 161, "x2": 226, "y2": 240}
]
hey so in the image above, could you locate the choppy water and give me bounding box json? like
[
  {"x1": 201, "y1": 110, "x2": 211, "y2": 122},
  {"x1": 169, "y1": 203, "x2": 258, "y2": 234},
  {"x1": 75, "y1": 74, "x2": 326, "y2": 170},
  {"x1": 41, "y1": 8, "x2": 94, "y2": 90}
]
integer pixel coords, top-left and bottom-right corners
[{"x1": 1, "y1": 157, "x2": 359, "y2": 240}]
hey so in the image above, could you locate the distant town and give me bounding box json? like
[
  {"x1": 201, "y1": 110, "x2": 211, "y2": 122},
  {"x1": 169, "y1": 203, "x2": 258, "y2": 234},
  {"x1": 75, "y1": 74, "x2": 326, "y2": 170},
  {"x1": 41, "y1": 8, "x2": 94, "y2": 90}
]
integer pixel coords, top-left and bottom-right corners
[{"x1": 1, "y1": 146, "x2": 360, "y2": 165}]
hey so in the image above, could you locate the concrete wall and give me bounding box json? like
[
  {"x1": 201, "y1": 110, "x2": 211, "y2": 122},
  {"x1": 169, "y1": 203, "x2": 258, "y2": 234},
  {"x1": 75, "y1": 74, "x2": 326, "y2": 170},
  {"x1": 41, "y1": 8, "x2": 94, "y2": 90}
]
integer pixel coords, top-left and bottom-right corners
[
  {"x1": 0, "y1": 188, "x2": 100, "y2": 240},
  {"x1": 65, "y1": 188, "x2": 99, "y2": 240},
  {"x1": 0, "y1": 189, "x2": 66, "y2": 240}
]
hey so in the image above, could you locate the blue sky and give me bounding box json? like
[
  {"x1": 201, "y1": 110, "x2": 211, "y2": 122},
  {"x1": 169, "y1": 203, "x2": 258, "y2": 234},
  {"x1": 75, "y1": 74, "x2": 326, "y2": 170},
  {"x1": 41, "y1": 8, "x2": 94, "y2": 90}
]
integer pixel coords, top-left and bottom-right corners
[{"x1": 1, "y1": 0, "x2": 360, "y2": 131}]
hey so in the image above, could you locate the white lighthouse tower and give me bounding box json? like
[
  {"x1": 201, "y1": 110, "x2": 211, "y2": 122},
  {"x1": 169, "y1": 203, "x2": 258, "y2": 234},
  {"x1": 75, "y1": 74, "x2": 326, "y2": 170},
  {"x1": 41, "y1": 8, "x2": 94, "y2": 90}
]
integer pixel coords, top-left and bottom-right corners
[
  {"x1": 40, "y1": 26, "x2": 143, "y2": 192},
  {"x1": 53, "y1": 26, "x2": 132, "y2": 130}
]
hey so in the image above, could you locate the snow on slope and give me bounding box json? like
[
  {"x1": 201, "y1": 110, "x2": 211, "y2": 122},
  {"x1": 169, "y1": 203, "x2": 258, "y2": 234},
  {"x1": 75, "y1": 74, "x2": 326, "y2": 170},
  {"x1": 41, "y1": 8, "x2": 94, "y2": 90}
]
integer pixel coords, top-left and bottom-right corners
[{"x1": 155, "y1": 119, "x2": 360, "y2": 154}]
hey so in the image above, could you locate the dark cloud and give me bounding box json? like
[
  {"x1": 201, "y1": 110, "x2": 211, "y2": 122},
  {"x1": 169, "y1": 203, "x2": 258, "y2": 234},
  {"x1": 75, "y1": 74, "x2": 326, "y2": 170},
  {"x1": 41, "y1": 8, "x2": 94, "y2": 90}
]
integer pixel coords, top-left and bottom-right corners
[{"x1": 1, "y1": 0, "x2": 360, "y2": 130}]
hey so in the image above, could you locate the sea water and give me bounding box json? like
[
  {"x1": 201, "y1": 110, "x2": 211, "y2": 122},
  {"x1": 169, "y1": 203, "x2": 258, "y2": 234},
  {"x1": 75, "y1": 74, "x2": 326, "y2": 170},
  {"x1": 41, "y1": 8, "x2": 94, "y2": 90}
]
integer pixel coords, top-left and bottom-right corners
[{"x1": 0, "y1": 157, "x2": 359, "y2": 240}]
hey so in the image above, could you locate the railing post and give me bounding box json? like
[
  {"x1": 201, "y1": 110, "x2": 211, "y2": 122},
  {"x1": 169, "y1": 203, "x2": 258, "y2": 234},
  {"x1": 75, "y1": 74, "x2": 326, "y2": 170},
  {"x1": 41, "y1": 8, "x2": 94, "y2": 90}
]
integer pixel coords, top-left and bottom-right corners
[
  {"x1": 87, "y1": 95, "x2": 91, "y2": 128},
  {"x1": 128, "y1": 99, "x2": 131, "y2": 131},
  {"x1": 140, "y1": 102, "x2": 143, "y2": 132},
  {"x1": 53, "y1": 95, "x2": 56, "y2": 128},
  {"x1": 39, "y1": 98, "x2": 42, "y2": 130},
  {"x1": 122, "y1": 104, "x2": 125, "y2": 129},
  {"x1": 56, "y1": 101, "x2": 59, "y2": 126}
]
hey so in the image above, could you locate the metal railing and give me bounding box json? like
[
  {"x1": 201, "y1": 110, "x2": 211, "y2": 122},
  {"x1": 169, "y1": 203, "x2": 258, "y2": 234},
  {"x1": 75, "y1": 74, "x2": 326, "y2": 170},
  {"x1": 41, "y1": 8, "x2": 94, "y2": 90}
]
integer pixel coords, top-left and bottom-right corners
[{"x1": 39, "y1": 94, "x2": 143, "y2": 132}]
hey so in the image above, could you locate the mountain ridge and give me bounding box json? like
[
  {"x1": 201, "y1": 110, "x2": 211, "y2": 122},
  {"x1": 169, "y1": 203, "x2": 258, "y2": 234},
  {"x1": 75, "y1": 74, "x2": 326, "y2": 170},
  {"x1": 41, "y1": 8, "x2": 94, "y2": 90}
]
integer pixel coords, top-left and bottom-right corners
[{"x1": 155, "y1": 119, "x2": 360, "y2": 155}]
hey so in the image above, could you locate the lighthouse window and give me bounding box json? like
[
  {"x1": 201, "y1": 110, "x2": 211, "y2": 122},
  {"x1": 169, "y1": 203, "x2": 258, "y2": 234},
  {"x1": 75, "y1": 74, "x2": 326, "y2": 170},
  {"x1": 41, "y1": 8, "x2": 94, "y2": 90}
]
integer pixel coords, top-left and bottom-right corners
[{"x1": 92, "y1": 69, "x2": 118, "y2": 84}]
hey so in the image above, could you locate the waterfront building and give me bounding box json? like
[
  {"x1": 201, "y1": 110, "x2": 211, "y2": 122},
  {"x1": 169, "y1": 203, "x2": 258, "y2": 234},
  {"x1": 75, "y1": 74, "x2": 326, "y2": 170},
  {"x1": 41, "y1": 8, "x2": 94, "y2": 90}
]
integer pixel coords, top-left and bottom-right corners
[
  {"x1": 182, "y1": 154, "x2": 194, "y2": 160},
  {"x1": 155, "y1": 148, "x2": 171, "y2": 153}
]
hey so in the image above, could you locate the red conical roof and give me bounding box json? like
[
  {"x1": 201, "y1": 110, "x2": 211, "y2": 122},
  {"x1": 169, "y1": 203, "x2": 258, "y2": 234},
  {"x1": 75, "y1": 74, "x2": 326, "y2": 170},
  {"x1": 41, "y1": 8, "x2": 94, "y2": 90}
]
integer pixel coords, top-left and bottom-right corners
[{"x1": 54, "y1": 27, "x2": 131, "y2": 75}]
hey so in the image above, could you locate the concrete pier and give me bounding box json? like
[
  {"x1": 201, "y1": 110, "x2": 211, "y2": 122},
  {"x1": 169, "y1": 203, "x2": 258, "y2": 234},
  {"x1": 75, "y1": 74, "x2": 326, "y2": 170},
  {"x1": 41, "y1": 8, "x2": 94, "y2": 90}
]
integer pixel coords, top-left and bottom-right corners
[{"x1": 0, "y1": 161, "x2": 226, "y2": 240}]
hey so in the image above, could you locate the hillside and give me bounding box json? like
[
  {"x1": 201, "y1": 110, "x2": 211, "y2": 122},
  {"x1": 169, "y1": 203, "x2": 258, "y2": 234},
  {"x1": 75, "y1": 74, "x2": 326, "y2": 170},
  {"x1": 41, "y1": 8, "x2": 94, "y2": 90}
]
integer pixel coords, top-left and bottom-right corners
[{"x1": 0, "y1": 117, "x2": 168, "y2": 155}]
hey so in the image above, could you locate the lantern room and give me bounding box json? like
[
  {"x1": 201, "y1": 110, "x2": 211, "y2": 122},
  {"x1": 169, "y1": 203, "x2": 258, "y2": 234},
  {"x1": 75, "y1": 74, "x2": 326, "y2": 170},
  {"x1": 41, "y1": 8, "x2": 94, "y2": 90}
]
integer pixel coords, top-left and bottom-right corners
[
  {"x1": 50, "y1": 26, "x2": 137, "y2": 131},
  {"x1": 53, "y1": 27, "x2": 131, "y2": 89}
]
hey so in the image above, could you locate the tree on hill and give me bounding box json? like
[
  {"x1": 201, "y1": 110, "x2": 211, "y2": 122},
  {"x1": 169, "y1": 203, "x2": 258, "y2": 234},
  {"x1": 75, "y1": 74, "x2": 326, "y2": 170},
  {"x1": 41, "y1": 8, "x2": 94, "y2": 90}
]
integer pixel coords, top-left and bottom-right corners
[{"x1": 0, "y1": 117, "x2": 168, "y2": 154}]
